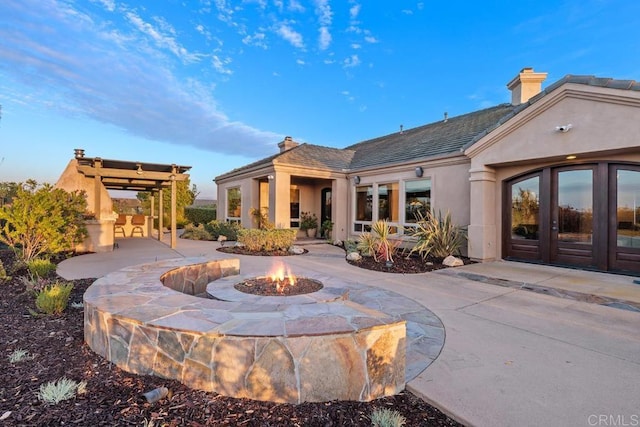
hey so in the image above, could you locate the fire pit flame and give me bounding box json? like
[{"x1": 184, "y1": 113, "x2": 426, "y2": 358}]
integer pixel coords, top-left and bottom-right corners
[{"x1": 267, "y1": 263, "x2": 296, "y2": 293}]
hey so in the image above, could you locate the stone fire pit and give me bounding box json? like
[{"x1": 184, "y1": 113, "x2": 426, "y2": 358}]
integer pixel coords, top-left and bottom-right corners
[{"x1": 84, "y1": 258, "x2": 444, "y2": 403}]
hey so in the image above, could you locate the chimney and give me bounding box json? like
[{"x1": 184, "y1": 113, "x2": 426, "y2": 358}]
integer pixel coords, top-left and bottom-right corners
[
  {"x1": 278, "y1": 136, "x2": 299, "y2": 153},
  {"x1": 507, "y1": 67, "x2": 548, "y2": 105}
]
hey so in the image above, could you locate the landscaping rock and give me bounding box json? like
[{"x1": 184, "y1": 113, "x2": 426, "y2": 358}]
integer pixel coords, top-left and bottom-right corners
[
  {"x1": 443, "y1": 255, "x2": 464, "y2": 267},
  {"x1": 346, "y1": 252, "x2": 362, "y2": 261},
  {"x1": 289, "y1": 246, "x2": 305, "y2": 255}
]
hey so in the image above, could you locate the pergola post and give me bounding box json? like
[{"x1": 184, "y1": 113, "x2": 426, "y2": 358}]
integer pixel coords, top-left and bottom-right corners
[
  {"x1": 170, "y1": 166, "x2": 177, "y2": 249},
  {"x1": 158, "y1": 188, "x2": 164, "y2": 241},
  {"x1": 149, "y1": 193, "x2": 155, "y2": 239}
]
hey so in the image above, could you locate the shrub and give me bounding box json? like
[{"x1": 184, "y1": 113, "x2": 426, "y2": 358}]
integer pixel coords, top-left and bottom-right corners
[
  {"x1": 184, "y1": 206, "x2": 217, "y2": 225},
  {"x1": 249, "y1": 207, "x2": 273, "y2": 230},
  {"x1": 27, "y1": 258, "x2": 56, "y2": 278},
  {"x1": 205, "y1": 220, "x2": 242, "y2": 241},
  {"x1": 344, "y1": 239, "x2": 358, "y2": 253},
  {"x1": 237, "y1": 229, "x2": 297, "y2": 252},
  {"x1": 408, "y1": 210, "x2": 467, "y2": 259},
  {"x1": 0, "y1": 259, "x2": 7, "y2": 280},
  {"x1": 38, "y1": 377, "x2": 84, "y2": 405},
  {"x1": 357, "y1": 232, "x2": 377, "y2": 257},
  {"x1": 35, "y1": 282, "x2": 74, "y2": 315},
  {"x1": 180, "y1": 223, "x2": 213, "y2": 241},
  {"x1": 370, "y1": 408, "x2": 407, "y2": 427},
  {"x1": 0, "y1": 183, "x2": 88, "y2": 262}
]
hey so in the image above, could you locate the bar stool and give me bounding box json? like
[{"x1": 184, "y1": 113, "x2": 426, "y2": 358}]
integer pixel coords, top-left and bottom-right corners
[
  {"x1": 114, "y1": 214, "x2": 127, "y2": 238},
  {"x1": 131, "y1": 214, "x2": 146, "y2": 237}
]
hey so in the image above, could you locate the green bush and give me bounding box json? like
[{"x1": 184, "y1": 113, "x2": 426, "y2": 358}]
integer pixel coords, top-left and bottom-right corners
[
  {"x1": 181, "y1": 223, "x2": 213, "y2": 240},
  {"x1": 0, "y1": 183, "x2": 88, "y2": 262},
  {"x1": 205, "y1": 220, "x2": 242, "y2": 241},
  {"x1": 27, "y1": 258, "x2": 57, "y2": 278},
  {"x1": 237, "y1": 228, "x2": 297, "y2": 252},
  {"x1": 185, "y1": 206, "x2": 217, "y2": 225},
  {"x1": 408, "y1": 210, "x2": 467, "y2": 259},
  {"x1": 35, "y1": 282, "x2": 74, "y2": 315},
  {"x1": 0, "y1": 259, "x2": 7, "y2": 280}
]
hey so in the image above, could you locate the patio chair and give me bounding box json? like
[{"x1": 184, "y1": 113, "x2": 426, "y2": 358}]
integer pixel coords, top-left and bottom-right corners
[
  {"x1": 114, "y1": 214, "x2": 127, "y2": 238},
  {"x1": 131, "y1": 214, "x2": 146, "y2": 237}
]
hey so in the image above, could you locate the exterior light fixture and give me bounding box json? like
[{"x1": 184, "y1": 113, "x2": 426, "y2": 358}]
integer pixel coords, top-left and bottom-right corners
[
  {"x1": 566, "y1": 155, "x2": 577, "y2": 160},
  {"x1": 415, "y1": 166, "x2": 424, "y2": 177},
  {"x1": 354, "y1": 176, "x2": 361, "y2": 184},
  {"x1": 555, "y1": 124, "x2": 572, "y2": 132},
  {"x1": 267, "y1": 175, "x2": 274, "y2": 180},
  {"x1": 74, "y1": 148, "x2": 85, "y2": 159},
  {"x1": 136, "y1": 164, "x2": 144, "y2": 175}
]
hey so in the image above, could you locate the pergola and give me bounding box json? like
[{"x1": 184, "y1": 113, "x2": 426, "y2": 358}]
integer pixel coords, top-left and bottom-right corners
[{"x1": 73, "y1": 149, "x2": 192, "y2": 249}]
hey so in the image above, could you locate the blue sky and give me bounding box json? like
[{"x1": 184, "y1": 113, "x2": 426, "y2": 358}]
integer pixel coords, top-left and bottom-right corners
[{"x1": 1, "y1": 0, "x2": 639, "y2": 199}]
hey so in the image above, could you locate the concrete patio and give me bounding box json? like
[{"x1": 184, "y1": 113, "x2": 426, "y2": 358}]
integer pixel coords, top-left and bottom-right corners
[{"x1": 58, "y1": 236, "x2": 640, "y2": 427}]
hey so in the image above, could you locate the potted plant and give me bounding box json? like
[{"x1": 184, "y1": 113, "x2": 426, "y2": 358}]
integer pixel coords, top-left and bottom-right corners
[
  {"x1": 321, "y1": 219, "x2": 334, "y2": 239},
  {"x1": 300, "y1": 211, "x2": 318, "y2": 237}
]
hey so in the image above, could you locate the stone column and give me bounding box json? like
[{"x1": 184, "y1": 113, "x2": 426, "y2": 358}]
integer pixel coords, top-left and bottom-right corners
[
  {"x1": 468, "y1": 166, "x2": 497, "y2": 261},
  {"x1": 271, "y1": 172, "x2": 291, "y2": 229}
]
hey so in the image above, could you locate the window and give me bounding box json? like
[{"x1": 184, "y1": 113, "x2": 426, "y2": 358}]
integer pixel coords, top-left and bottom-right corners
[
  {"x1": 378, "y1": 183, "x2": 399, "y2": 222},
  {"x1": 290, "y1": 186, "x2": 300, "y2": 228},
  {"x1": 354, "y1": 185, "x2": 373, "y2": 232},
  {"x1": 405, "y1": 179, "x2": 431, "y2": 223},
  {"x1": 227, "y1": 187, "x2": 241, "y2": 220}
]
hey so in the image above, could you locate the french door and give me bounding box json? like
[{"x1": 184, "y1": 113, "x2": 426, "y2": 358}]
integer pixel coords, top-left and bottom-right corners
[{"x1": 505, "y1": 163, "x2": 640, "y2": 273}]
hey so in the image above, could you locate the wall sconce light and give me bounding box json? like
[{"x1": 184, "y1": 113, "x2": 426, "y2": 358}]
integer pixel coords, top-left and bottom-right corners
[
  {"x1": 415, "y1": 166, "x2": 424, "y2": 177},
  {"x1": 555, "y1": 124, "x2": 572, "y2": 133},
  {"x1": 136, "y1": 164, "x2": 143, "y2": 175},
  {"x1": 354, "y1": 176, "x2": 361, "y2": 184},
  {"x1": 267, "y1": 175, "x2": 274, "y2": 180},
  {"x1": 74, "y1": 148, "x2": 85, "y2": 159}
]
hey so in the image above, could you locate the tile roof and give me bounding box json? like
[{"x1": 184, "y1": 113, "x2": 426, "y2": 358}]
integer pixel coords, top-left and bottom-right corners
[
  {"x1": 216, "y1": 74, "x2": 639, "y2": 181},
  {"x1": 344, "y1": 104, "x2": 517, "y2": 169}
]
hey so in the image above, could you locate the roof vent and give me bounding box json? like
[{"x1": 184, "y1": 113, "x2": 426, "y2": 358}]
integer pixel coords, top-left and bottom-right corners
[
  {"x1": 278, "y1": 136, "x2": 299, "y2": 153},
  {"x1": 399, "y1": 124, "x2": 404, "y2": 134},
  {"x1": 443, "y1": 112, "x2": 448, "y2": 122}
]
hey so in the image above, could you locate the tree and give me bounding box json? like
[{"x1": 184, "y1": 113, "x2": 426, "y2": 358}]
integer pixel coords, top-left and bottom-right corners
[
  {"x1": 0, "y1": 182, "x2": 20, "y2": 207},
  {"x1": 0, "y1": 183, "x2": 88, "y2": 262}
]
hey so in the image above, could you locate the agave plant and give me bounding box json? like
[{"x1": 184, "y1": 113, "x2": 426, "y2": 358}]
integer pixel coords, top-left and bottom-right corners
[
  {"x1": 408, "y1": 210, "x2": 466, "y2": 259},
  {"x1": 370, "y1": 219, "x2": 399, "y2": 263}
]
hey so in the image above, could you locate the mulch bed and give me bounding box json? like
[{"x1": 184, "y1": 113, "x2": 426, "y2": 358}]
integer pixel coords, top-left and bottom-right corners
[
  {"x1": 347, "y1": 253, "x2": 473, "y2": 274},
  {"x1": 217, "y1": 246, "x2": 307, "y2": 256},
  {"x1": 0, "y1": 249, "x2": 464, "y2": 426}
]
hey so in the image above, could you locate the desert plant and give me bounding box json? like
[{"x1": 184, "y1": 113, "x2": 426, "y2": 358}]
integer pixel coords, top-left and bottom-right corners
[
  {"x1": 370, "y1": 220, "x2": 399, "y2": 263},
  {"x1": 0, "y1": 183, "x2": 88, "y2": 262},
  {"x1": 27, "y1": 258, "x2": 56, "y2": 278},
  {"x1": 18, "y1": 274, "x2": 52, "y2": 295},
  {"x1": 35, "y1": 282, "x2": 74, "y2": 315},
  {"x1": 300, "y1": 211, "x2": 318, "y2": 231},
  {"x1": 344, "y1": 239, "x2": 358, "y2": 253},
  {"x1": 370, "y1": 408, "x2": 407, "y2": 427},
  {"x1": 37, "y1": 377, "x2": 82, "y2": 404},
  {"x1": 249, "y1": 207, "x2": 273, "y2": 230},
  {"x1": 321, "y1": 219, "x2": 333, "y2": 239},
  {"x1": 357, "y1": 232, "x2": 377, "y2": 257},
  {"x1": 8, "y1": 349, "x2": 32, "y2": 363},
  {"x1": 408, "y1": 210, "x2": 467, "y2": 259},
  {"x1": 180, "y1": 223, "x2": 213, "y2": 241}
]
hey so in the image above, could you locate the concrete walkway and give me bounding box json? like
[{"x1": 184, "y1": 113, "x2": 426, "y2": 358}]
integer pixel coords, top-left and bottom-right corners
[{"x1": 58, "y1": 237, "x2": 640, "y2": 427}]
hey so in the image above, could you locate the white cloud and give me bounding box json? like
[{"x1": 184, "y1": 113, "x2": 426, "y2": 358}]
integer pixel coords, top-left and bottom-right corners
[
  {"x1": 212, "y1": 55, "x2": 233, "y2": 74},
  {"x1": 350, "y1": 4, "x2": 360, "y2": 19},
  {"x1": 95, "y1": 0, "x2": 115, "y2": 12},
  {"x1": 319, "y1": 26, "x2": 331, "y2": 50},
  {"x1": 314, "y1": 0, "x2": 332, "y2": 26},
  {"x1": 351, "y1": 43, "x2": 361, "y2": 49},
  {"x1": 296, "y1": 58, "x2": 305, "y2": 65},
  {"x1": 214, "y1": 0, "x2": 234, "y2": 22},
  {"x1": 126, "y1": 11, "x2": 202, "y2": 63},
  {"x1": 402, "y1": 9, "x2": 413, "y2": 15},
  {"x1": 288, "y1": 0, "x2": 305, "y2": 12},
  {"x1": 242, "y1": 32, "x2": 267, "y2": 48},
  {"x1": 276, "y1": 23, "x2": 304, "y2": 48},
  {"x1": 0, "y1": 0, "x2": 280, "y2": 159},
  {"x1": 343, "y1": 54, "x2": 361, "y2": 68}
]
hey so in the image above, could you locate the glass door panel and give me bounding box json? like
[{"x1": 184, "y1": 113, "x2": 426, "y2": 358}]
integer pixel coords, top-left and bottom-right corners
[
  {"x1": 511, "y1": 176, "x2": 540, "y2": 240},
  {"x1": 557, "y1": 170, "x2": 593, "y2": 244},
  {"x1": 616, "y1": 170, "x2": 640, "y2": 248}
]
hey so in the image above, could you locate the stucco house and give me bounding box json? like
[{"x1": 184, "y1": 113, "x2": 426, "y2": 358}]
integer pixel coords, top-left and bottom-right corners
[{"x1": 215, "y1": 68, "x2": 640, "y2": 274}]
